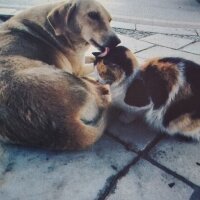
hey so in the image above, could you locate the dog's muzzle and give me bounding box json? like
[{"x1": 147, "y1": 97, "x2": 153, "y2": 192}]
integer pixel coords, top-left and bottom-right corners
[
  {"x1": 104, "y1": 34, "x2": 121, "y2": 49},
  {"x1": 91, "y1": 34, "x2": 121, "y2": 57}
]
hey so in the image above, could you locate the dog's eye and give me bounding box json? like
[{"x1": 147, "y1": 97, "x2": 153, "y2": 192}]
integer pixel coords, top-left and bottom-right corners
[{"x1": 88, "y1": 12, "x2": 100, "y2": 20}]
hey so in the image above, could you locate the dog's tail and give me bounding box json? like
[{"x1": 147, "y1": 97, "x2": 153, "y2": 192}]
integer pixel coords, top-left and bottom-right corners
[
  {"x1": 71, "y1": 109, "x2": 108, "y2": 150},
  {"x1": 71, "y1": 84, "x2": 110, "y2": 150}
]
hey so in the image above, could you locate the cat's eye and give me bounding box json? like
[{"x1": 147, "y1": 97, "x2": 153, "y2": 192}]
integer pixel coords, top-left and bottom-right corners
[{"x1": 88, "y1": 12, "x2": 100, "y2": 20}]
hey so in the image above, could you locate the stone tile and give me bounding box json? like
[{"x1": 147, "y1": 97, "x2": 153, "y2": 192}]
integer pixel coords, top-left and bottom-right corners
[
  {"x1": 108, "y1": 119, "x2": 159, "y2": 152},
  {"x1": 136, "y1": 46, "x2": 200, "y2": 63},
  {"x1": 150, "y1": 138, "x2": 200, "y2": 186},
  {"x1": 119, "y1": 34, "x2": 154, "y2": 53},
  {"x1": 107, "y1": 159, "x2": 193, "y2": 200},
  {"x1": 0, "y1": 8, "x2": 17, "y2": 16},
  {"x1": 136, "y1": 24, "x2": 196, "y2": 36},
  {"x1": 111, "y1": 21, "x2": 135, "y2": 30},
  {"x1": 182, "y1": 42, "x2": 200, "y2": 55},
  {"x1": 0, "y1": 136, "x2": 136, "y2": 200},
  {"x1": 141, "y1": 34, "x2": 193, "y2": 49}
]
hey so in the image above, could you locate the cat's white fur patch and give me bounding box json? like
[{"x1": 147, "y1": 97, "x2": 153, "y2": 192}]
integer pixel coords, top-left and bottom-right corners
[{"x1": 145, "y1": 62, "x2": 185, "y2": 133}]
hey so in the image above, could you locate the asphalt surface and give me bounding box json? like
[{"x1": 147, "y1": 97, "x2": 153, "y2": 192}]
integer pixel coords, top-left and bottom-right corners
[{"x1": 0, "y1": 0, "x2": 200, "y2": 28}]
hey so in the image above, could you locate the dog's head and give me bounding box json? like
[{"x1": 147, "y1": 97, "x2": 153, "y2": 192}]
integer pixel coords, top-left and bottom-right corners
[
  {"x1": 93, "y1": 46, "x2": 139, "y2": 85},
  {"x1": 47, "y1": 0, "x2": 120, "y2": 53}
]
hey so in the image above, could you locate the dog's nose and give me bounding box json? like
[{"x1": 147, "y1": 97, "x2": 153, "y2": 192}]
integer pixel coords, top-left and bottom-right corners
[{"x1": 106, "y1": 34, "x2": 121, "y2": 48}]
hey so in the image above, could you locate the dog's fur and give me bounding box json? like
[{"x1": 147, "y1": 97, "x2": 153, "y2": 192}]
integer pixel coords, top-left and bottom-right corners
[
  {"x1": 94, "y1": 46, "x2": 200, "y2": 140},
  {"x1": 0, "y1": 0, "x2": 120, "y2": 150},
  {"x1": 1, "y1": 0, "x2": 120, "y2": 76}
]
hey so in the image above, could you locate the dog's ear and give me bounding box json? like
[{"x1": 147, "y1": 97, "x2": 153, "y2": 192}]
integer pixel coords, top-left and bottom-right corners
[{"x1": 47, "y1": 1, "x2": 76, "y2": 36}]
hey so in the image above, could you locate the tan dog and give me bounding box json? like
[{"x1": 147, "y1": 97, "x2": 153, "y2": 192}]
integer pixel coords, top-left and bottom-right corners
[
  {"x1": 1, "y1": 0, "x2": 120, "y2": 76},
  {"x1": 0, "y1": 0, "x2": 120, "y2": 150}
]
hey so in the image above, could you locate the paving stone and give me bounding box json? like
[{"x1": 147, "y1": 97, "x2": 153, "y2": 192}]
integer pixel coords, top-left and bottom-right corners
[
  {"x1": 119, "y1": 34, "x2": 154, "y2": 53},
  {"x1": 111, "y1": 21, "x2": 135, "y2": 30},
  {"x1": 136, "y1": 46, "x2": 200, "y2": 63},
  {"x1": 150, "y1": 138, "x2": 200, "y2": 186},
  {"x1": 182, "y1": 42, "x2": 200, "y2": 55},
  {"x1": 0, "y1": 136, "x2": 136, "y2": 200},
  {"x1": 141, "y1": 34, "x2": 193, "y2": 49},
  {"x1": 108, "y1": 119, "x2": 159, "y2": 152},
  {"x1": 0, "y1": 8, "x2": 17, "y2": 16},
  {"x1": 136, "y1": 24, "x2": 196, "y2": 36},
  {"x1": 107, "y1": 159, "x2": 193, "y2": 200}
]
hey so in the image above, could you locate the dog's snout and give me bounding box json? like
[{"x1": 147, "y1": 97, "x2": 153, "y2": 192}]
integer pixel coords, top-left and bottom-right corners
[{"x1": 106, "y1": 34, "x2": 121, "y2": 48}]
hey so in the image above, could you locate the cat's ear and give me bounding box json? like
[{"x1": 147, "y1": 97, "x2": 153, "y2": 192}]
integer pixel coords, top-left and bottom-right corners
[{"x1": 124, "y1": 78, "x2": 150, "y2": 107}]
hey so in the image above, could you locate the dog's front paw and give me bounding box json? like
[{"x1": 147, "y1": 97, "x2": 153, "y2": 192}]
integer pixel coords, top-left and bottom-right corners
[{"x1": 99, "y1": 84, "x2": 111, "y2": 104}]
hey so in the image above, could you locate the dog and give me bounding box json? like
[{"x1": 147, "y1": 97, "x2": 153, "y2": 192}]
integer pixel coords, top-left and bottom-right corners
[
  {"x1": 94, "y1": 46, "x2": 200, "y2": 140},
  {"x1": 0, "y1": 0, "x2": 120, "y2": 150},
  {"x1": 1, "y1": 0, "x2": 120, "y2": 76}
]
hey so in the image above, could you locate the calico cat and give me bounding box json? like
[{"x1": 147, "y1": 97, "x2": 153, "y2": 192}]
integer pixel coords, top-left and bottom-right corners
[{"x1": 93, "y1": 46, "x2": 200, "y2": 140}]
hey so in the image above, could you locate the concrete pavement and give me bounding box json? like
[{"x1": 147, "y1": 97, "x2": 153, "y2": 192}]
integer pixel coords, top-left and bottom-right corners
[
  {"x1": 0, "y1": 0, "x2": 200, "y2": 28},
  {"x1": 0, "y1": 16, "x2": 200, "y2": 199},
  {"x1": 98, "y1": 0, "x2": 200, "y2": 28}
]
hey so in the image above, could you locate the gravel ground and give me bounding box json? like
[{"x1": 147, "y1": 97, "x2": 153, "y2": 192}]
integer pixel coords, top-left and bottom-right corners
[
  {"x1": 113, "y1": 28, "x2": 154, "y2": 39},
  {"x1": 114, "y1": 28, "x2": 200, "y2": 42}
]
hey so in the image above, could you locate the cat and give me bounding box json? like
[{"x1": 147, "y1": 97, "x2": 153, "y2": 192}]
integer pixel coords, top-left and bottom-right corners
[{"x1": 93, "y1": 46, "x2": 200, "y2": 140}]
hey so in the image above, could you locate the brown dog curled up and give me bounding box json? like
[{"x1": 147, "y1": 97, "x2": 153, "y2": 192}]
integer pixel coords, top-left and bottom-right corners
[
  {"x1": 0, "y1": 0, "x2": 121, "y2": 150},
  {"x1": 94, "y1": 46, "x2": 200, "y2": 140}
]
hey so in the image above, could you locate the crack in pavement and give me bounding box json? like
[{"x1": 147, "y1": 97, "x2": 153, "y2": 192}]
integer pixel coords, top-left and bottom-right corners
[
  {"x1": 97, "y1": 134, "x2": 164, "y2": 200},
  {"x1": 98, "y1": 132, "x2": 200, "y2": 200},
  {"x1": 144, "y1": 156, "x2": 199, "y2": 190}
]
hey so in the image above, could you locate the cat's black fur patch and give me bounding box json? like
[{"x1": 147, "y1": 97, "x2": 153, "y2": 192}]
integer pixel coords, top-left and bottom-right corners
[
  {"x1": 159, "y1": 57, "x2": 184, "y2": 64},
  {"x1": 163, "y1": 59, "x2": 200, "y2": 127},
  {"x1": 143, "y1": 65, "x2": 170, "y2": 109},
  {"x1": 124, "y1": 73, "x2": 150, "y2": 107}
]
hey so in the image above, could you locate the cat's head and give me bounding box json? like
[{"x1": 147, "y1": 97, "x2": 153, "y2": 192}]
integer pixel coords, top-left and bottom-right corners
[{"x1": 93, "y1": 46, "x2": 139, "y2": 85}]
